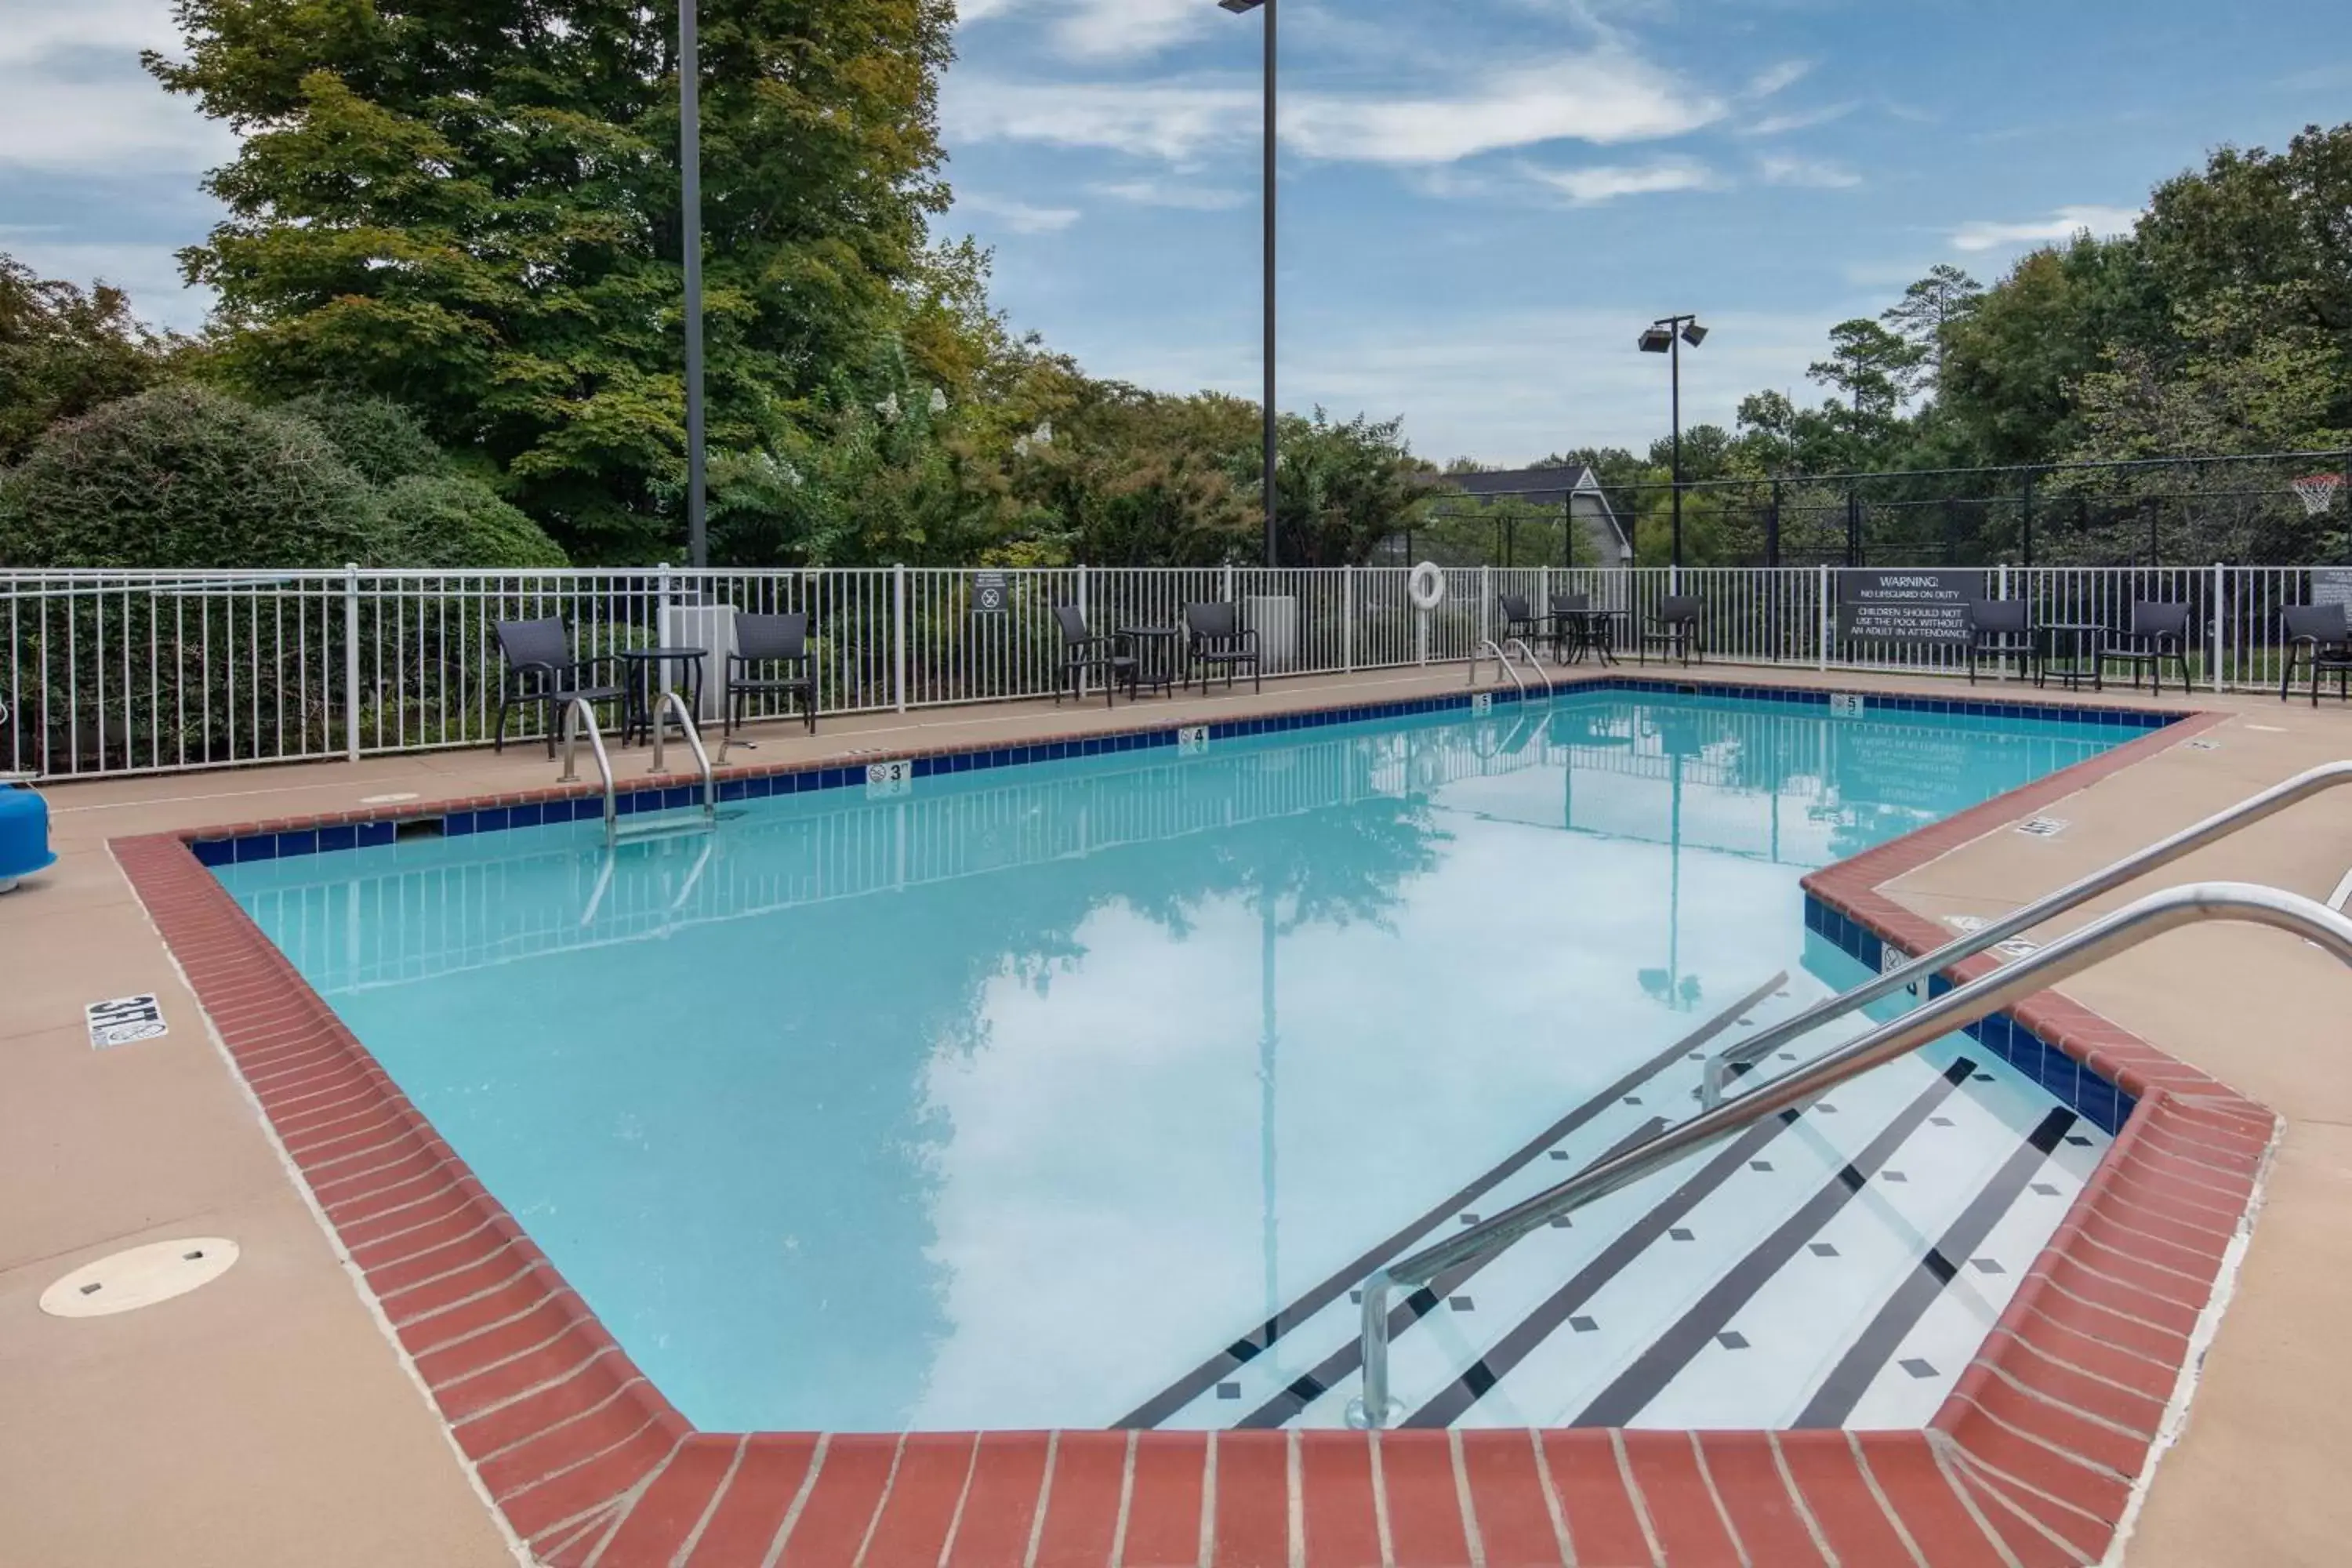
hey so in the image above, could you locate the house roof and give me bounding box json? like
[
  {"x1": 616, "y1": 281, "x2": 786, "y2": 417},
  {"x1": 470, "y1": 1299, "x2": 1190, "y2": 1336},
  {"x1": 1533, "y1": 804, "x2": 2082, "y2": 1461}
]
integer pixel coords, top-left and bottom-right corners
[{"x1": 1440, "y1": 464, "x2": 1606, "y2": 505}]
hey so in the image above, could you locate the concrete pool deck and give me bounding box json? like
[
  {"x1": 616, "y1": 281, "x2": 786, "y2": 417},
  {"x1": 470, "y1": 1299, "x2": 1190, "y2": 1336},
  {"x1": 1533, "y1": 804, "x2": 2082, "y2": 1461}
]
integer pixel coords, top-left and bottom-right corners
[{"x1": 2, "y1": 659, "x2": 2348, "y2": 1566}]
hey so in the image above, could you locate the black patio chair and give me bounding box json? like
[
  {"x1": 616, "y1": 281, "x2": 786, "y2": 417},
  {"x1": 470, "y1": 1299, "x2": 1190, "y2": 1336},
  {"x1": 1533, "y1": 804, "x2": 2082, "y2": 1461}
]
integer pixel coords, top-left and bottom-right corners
[
  {"x1": 725, "y1": 612, "x2": 818, "y2": 737},
  {"x1": 1051, "y1": 605, "x2": 1138, "y2": 708},
  {"x1": 493, "y1": 617, "x2": 626, "y2": 758},
  {"x1": 1498, "y1": 593, "x2": 1546, "y2": 649},
  {"x1": 2100, "y1": 601, "x2": 2193, "y2": 695},
  {"x1": 1183, "y1": 601, "x2": 1261, "y2": 694},
  {"x1": 2281, "y1": 604, "x2": 2352, "y2": 706},
  {"x1": 1964, "y1": 600, "x2": 2037, "y2": 686},
  {"x1": 1637, "y1": 595, "x2": 1703, "y2": 666}
]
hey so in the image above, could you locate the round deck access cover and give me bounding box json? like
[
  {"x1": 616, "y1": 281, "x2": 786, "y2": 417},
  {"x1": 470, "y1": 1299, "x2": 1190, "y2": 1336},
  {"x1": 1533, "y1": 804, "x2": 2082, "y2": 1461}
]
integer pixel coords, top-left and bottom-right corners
[{"x1": 39, "y1": 1238, "x2": 239, "y2": 1319}]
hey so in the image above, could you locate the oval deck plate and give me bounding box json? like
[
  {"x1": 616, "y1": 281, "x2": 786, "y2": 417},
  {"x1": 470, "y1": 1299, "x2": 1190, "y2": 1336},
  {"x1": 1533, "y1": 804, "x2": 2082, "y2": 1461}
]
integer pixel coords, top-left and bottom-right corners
[{"x1": 40, "y1": 1238, "x2": 240, "y2": 1319}]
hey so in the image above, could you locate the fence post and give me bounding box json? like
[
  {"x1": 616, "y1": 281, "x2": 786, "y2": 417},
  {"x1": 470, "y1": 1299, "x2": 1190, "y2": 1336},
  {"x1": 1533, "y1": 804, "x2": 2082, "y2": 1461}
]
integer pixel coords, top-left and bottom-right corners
[
  {"x1": 1479, "y1": 565, "x2": 1492, "y2": 651},
  {"x1": 343, "y1": 564, "x2": 361, "y2": 762},
  {"x1": 893, "y1": 563, "x2": 908, "y2": 713},
  {"x1": 1343, "y1": 565, "x2": 1356, "y2": 673},
  {"x1": 1222, "y1": 562, "x2": 1235, "y2": 604},
  {"x1": 2211, "y1": 561, "x2": 2225, "y2": 691},
  {"x1": 1817, "y1": 564, "x2": 1832, "y2": 671}
]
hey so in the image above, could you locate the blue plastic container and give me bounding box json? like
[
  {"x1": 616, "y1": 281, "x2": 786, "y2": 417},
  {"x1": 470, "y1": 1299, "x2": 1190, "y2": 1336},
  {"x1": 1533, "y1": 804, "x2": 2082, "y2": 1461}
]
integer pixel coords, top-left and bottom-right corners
[{"x1": 0, "y1": 781, "x2": 56, "y2": 892}]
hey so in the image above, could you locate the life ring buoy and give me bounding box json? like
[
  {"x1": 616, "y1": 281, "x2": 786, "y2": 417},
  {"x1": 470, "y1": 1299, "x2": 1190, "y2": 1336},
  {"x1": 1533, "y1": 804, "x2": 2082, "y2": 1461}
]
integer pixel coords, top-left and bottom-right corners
[{"x1": 1407, "y1": 561, "x2": 1447, "y2": 611}]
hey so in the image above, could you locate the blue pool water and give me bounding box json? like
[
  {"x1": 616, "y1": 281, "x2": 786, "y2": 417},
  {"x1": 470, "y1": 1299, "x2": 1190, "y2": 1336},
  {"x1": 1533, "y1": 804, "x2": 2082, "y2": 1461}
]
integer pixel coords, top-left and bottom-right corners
[{"x1": 216, "y1": 691, "x2": 2129, "y2": 1434}]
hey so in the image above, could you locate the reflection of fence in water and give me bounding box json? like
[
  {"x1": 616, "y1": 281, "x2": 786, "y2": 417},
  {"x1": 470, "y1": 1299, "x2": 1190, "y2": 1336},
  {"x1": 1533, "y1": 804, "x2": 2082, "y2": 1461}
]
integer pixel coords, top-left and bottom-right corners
[{"x1": 238, "y1": 719, "x2": 1560, "y2": 993}]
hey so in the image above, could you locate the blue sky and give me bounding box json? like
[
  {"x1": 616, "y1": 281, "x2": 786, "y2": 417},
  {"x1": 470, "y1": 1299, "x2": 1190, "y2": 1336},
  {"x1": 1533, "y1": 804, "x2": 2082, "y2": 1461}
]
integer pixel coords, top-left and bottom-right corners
[{"x1": 5, "y1": 1, "x2": 2348, "y2": 464}]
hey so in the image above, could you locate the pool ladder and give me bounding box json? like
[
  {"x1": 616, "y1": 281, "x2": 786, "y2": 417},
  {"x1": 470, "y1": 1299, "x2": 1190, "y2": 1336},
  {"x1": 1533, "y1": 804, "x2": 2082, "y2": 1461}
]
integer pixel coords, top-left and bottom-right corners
[
  {"x1": 1348, "y1": 757, "x2": 2352, "y2": 1429},
  {"x1": 559, "y1": 694, "x2": 718, "y2": 848},
  {"x1": 1468, "y1": 637, "x2": 1555, "y2": 703}
]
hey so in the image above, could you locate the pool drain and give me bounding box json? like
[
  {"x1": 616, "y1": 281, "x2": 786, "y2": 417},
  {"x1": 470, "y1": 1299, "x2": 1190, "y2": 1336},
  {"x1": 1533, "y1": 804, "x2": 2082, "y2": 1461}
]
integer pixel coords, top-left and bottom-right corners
[{"x1": 38, "y1": 1238, "x2": 239, "y2": 1319}]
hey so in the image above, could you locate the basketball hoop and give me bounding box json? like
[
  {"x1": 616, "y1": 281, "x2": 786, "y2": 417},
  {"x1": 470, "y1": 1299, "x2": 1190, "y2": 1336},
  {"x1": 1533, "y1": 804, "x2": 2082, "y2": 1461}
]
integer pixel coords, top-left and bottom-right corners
[{"x1": 2291, "y1": 473, "x2": 2344, "y2": 517}]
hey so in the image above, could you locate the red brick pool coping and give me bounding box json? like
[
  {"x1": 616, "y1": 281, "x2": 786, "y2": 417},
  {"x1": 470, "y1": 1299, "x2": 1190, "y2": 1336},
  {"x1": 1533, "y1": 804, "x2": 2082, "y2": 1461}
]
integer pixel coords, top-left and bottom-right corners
[{"x1": 112, "y1": 686, "x2": 2269, "y2": 1566}]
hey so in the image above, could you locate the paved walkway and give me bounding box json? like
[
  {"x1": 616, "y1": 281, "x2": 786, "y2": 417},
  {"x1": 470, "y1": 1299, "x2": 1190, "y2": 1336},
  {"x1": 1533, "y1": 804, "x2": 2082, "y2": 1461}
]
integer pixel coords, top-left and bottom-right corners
[{"x1": 2, "y1": 660, "x2": 2347, "y2": 1565}]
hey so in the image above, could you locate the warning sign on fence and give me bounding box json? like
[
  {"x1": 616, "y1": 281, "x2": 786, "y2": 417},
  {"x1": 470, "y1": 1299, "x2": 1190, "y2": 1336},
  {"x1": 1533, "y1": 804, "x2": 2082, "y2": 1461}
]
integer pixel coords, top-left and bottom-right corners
[{"x1": 1836, "y1": 569, "x2": 1987, "y2": 645}]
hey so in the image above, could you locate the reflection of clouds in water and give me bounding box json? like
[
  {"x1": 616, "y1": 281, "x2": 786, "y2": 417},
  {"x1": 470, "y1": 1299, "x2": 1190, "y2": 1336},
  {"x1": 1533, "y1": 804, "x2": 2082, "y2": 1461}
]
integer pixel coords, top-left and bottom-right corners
[{"x1": 907, "y1": 814, "x2": 1800, "y2": 1429}]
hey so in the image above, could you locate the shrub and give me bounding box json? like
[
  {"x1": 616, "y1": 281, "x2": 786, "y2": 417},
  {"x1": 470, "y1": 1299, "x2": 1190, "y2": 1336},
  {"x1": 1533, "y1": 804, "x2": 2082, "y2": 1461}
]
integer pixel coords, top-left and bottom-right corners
[
  {"x1": 276, "y1": 392, "x2": 448, "y2": 487},
  {"x1": 378, "y1": 474, "x2": 570, "y2": 569},
  {"x1": 0, "y1": 383, "x2": 383, "y2": 568}
]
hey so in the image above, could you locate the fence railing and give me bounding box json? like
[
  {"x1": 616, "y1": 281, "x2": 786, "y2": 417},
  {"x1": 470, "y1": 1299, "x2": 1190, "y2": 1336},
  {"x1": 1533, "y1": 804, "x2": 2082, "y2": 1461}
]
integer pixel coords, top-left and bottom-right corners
[{"x1": 4, "y1": 563, "x2": 2345, "y2": 780}]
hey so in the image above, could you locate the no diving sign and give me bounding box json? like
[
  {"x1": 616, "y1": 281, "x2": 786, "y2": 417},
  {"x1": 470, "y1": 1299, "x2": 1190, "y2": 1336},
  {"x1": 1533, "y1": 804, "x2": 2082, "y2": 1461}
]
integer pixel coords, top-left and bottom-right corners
[
  {"x1": 972, "y1": 571, "x2": 1009, "y2": 615},
  {"x1": 87, "y1": 994, "x2": 168, "y2": 1050}
]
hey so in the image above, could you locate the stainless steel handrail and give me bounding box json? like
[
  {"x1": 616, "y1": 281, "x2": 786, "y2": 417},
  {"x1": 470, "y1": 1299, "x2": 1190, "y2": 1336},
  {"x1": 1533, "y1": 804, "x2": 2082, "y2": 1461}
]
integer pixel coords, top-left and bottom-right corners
[
  {"x1": 1504, "y1": 637, "x2": 1556, "y2": 702},
  {"x1": 1350, "y1": 880, "x2": 2352, "y2": 1429},
  {"x1": 1700, "y1": 760, "x2": 2352, "y2": 1107},
  {"x1": 646, "y1": 689, "x2": 717, "y2": 822},
  {"x1": 1470, "y1": 639, "x2": 1527, "y2": 700},
  {"x1": 557, "y1": 698, "x2": 619, "y2": 847}
]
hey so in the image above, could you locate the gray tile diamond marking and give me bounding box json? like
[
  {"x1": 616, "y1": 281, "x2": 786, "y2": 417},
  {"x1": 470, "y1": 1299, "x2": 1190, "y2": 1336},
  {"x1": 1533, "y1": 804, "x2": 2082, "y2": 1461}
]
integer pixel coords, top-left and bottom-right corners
[
  {"x1": 1716, "y1": 1331, "x2": 1749, "y2": 1350},
  {"x1": 1900, "y1": 1358, "x2": 1939, "y2": 1379},
  {"x1": 1570, "y1": 1316, "x2": 1599, "y2": 1333}
]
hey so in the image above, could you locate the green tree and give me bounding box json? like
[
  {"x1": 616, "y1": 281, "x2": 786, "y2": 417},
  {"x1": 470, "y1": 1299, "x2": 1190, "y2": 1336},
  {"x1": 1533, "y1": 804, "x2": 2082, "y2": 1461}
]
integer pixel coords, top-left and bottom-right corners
[
  {"x1": 1807, "y1": 318, "x2": 1920, "y2": 423},
  {"x1": 1940, "y1": 234, "x2": 2170, "y2": 466},
  {"x1": 1880, "y1": 263, "x2": 1984, "y2": 395},
  {"x1": 147, "y1": 0, "x2": 956, "y2": 562},
  {"x1": 0, "y1": 256, "x2": 180, "y2": 464}
]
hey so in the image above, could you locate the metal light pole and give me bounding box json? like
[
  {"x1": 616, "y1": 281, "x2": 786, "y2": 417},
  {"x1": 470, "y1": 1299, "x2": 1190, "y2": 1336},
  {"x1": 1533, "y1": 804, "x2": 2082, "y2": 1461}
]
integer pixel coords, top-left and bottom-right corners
[
  {"x1": 1639, "y1": 315, "x2": 1707, "y2": 571},
  {"x1": 1221, "y1": 0, "x2": 1278, "y2": 568},
  {"x1": 681, "y1": 0, "x2": 708, "y2": 569}
]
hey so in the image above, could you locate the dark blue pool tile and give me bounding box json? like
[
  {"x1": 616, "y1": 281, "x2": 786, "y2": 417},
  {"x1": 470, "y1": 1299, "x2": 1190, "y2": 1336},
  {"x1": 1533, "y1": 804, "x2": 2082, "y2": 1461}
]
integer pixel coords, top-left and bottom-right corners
[
  {"x1": 442, "y1": 812, "x2": 477, "y2": 837},
  {"x1": 2040, "y1": 1047, "x2": 2080, "y2": 1106},
  {"x1": 275, "y1": 829, "x2": 319, "y2": 859},
  {"x1": 318, "y1": 824, "x2": 358, "y2": 853},
  {"x1": 192, "y1": 838, "x2": 235, "y2": 867},
  {"x1": 357, "y1": 822, "x2": 395, "y2": 848},
  {"x1": 232, "y1": 834, "x2": 277, "y2": 862},
  {"x1": 510, "y1": 803, "x2": 545, "y2": 828},
  {"x1": 2078, "y1": 1075, "x2": 2122, "y2": 1134},
  {"x1": 474, "y1": 807, "x2": 510, "y2": 833}
]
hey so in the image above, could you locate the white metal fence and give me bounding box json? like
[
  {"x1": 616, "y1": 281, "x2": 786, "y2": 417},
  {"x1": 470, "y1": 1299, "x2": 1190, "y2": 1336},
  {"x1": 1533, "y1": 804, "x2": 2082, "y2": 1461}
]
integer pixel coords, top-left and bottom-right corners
[{"x1": 2, "y1": 563, "x2": 2343, "y2": 780}]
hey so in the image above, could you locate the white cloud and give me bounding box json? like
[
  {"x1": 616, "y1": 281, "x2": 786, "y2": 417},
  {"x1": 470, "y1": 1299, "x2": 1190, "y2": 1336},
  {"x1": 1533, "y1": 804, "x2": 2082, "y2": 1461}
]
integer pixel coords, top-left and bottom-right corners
[
  {"x1": 0, "y1": 74, "x2": 234, "y2": 172},
  {"x1": 955, "y1": 192, "x2": 1082, "y2": 235},
  {"x1": 945, "y1": 78, "x2": 1254, "y2": 165},
  {"x1": 1743, "y1": 102, "x2": 1859, "y2": 137},
  {"x1": 1090, "y1": 180, "x2": 1249, "y2": 212},
  {"x1": 1746, "y1": 60, "x2": 1812, "y2": 98},
  {"x1": 1522, "y1": 158, "x2": 1719, "y2": 205},
  {"x1": 955, "y1": 0, "x2": 1215, "y2": 63},
  {"x1": 0, "y1": 3, "x2": 233, "y2": 174},
  {"x1": 0, "y1": 0, "x2": 180, "y2": 66},
  {"x1": 1758, "y1": 155, "x2": 1860, "y2": 190},
  {"x1": 1949, "y1": 204, "x2": 2142, "y2": 252},
  {"x1": 946, "y1": 51, "x2": 1725, "y2": 169}
]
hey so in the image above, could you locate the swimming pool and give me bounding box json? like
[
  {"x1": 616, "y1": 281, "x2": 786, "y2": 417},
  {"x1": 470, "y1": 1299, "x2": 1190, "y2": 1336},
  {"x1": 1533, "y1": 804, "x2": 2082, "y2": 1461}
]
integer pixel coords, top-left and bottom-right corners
[{"x1": 213, "y1": 688, "x2": 2135, "y2": 1436}]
